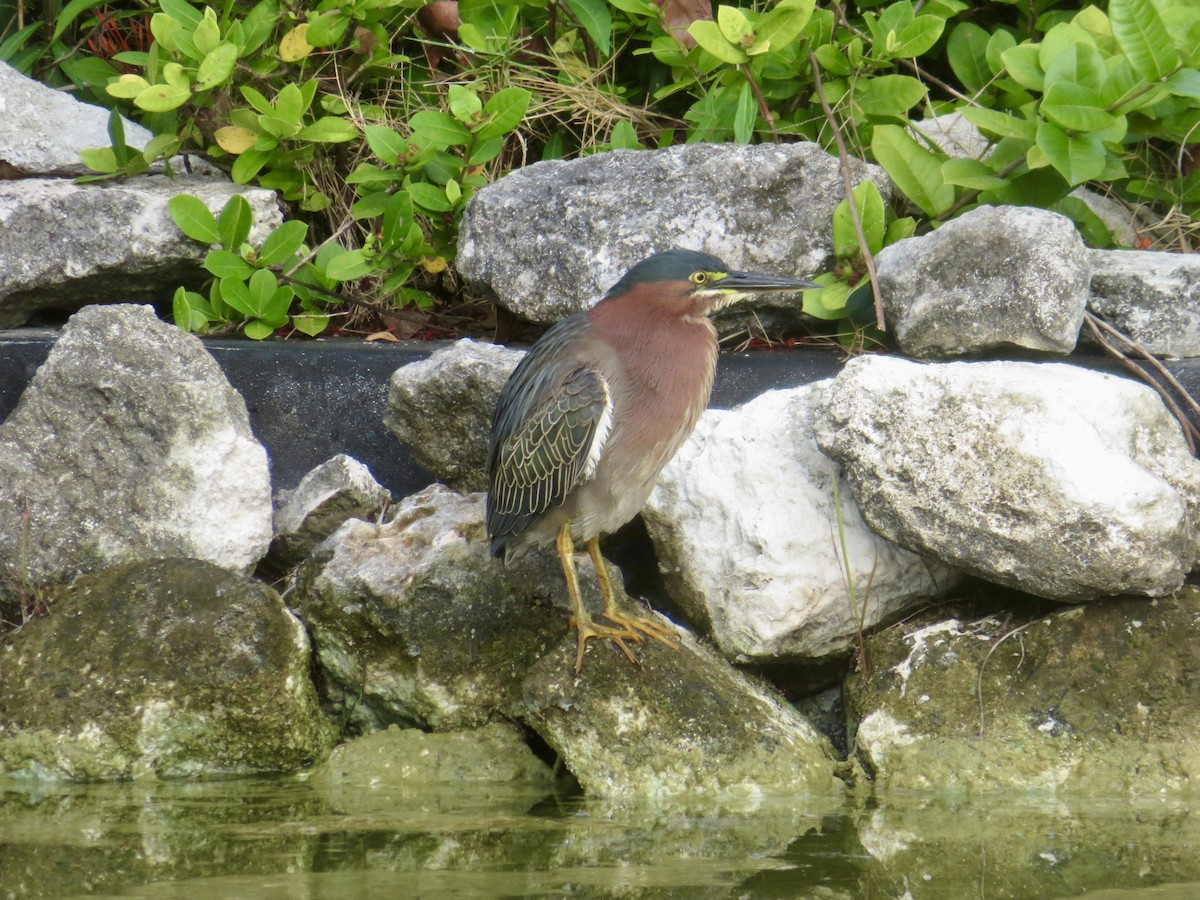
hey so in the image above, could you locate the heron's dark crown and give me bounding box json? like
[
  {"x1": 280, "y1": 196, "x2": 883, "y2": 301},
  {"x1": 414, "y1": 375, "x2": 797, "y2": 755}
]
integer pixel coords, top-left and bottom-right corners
[{"x1": 602, "y1": 249, "x2": 728, "y2": 299}]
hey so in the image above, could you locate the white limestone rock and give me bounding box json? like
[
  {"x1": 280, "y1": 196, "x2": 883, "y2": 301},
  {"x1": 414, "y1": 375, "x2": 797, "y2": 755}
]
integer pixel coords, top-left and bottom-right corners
[
  {"x1": 0, "y1": 304, "x2": 272, "y2": 583},
  {"x1": 814, "y1": 356, "x2": 1200, "y2": 600},
  {"x1": 1088, "y1": 248, "x2": 1200, "y2": 358},
  {"x1": 644, "y1": 384, "x2": 958, "y2": 662},
  {"x1": 876, "y1": 205, "x2": 1090, "y2": 358}
]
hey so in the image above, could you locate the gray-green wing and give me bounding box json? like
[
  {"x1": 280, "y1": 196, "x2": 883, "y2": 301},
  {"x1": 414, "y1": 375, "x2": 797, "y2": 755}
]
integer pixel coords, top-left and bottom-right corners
[{"x1": 487, "y1": 332, "x2": 612, "y2": 551}]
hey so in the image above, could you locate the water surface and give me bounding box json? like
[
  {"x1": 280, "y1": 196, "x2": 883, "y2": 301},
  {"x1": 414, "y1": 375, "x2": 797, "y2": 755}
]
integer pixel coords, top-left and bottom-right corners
[{"x1": 3, "y1": 776, "x2": 1199, "y2": 898}]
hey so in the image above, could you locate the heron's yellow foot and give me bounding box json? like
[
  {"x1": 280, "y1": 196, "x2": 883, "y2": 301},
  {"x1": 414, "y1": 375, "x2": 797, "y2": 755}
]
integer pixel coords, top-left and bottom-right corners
[
  {"x1": 570, "y1": 615, "x2": 639, "y2": 672},
  {"x1": 601, "y1": 608, "x2": 680, "y2": 652}
]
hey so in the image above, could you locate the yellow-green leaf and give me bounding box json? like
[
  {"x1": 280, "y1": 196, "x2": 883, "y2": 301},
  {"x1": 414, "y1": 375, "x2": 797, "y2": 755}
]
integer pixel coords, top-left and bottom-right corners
[
  {"x1": 279, "y1": 24, "x2": 313, "y2": 62},
  {"x1": 214, "y1": 125, "x2": 259, "y2": 154},
  {"x1": 689, "y1": 20, "x2": 749, "y2": 64}
]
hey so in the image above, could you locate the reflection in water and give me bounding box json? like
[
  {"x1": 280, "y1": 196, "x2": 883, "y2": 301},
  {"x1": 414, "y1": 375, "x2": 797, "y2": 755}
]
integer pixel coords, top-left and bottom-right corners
[{"x1": 2, "y1": 776, "x2": 1200, "y2": 898}]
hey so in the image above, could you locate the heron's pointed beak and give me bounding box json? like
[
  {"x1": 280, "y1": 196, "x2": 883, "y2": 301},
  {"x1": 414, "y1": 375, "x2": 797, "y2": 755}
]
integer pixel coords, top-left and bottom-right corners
[{"x1": 720, "y1": 270, "x2": 821, "y2": 292}]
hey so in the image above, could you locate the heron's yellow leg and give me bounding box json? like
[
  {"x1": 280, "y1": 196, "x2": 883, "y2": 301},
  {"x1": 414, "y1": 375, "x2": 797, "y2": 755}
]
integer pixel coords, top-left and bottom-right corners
[
  {"x1": 587, "y1": 536, "x2": 680, "y2": 651},
  {"x1": 556, "y1": 524, "x2": 638, "y2": 672}
]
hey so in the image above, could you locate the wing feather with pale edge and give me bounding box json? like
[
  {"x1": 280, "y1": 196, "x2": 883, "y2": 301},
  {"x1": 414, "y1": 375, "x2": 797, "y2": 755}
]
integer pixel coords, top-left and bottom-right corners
[{"x1": 487, "y1": 321, "x2": 612, "y2": 550}]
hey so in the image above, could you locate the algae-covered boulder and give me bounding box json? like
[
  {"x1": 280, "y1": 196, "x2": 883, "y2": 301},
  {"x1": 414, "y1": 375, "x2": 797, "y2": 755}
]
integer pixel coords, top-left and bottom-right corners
[
  {"x1": 0, "y1": 558, "x2": 332, "y2": 780},
  {"x1": 311, "y1": 723, "x2": 552, "y2": 787},
  {"x1": 846, "y1": 589, "x2": 1200, "y2": 794},
  {"x1": 293, "y1": 484, "x2": 569, "y2": 732},
  {"x1": 520, "y1": 620, "x2": 840, "y2": 799}
]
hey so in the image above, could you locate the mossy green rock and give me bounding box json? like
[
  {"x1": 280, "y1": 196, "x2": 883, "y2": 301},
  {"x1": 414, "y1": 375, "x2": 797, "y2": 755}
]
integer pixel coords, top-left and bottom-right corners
[
  {"x1": 293, "y1": 485, "x2": 569, "y2": 733},
  {"x1": 311, "y1": 723, "x2": 552, "y2": 787},
  {"x1": 0, "y1": 558, "x2": 333, "y2": 780},
  {"x1": 847, "y1": 589, "x2": 1200, "y2": 794},
  {"x1": 521, "y1": 619, "x2": 841, "y2": 799}
]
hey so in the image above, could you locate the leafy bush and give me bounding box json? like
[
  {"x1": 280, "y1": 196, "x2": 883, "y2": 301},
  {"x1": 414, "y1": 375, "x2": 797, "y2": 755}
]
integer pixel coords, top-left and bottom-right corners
[{"x1": 4, "y1": 0, "x2": 1198, "y2": 340}]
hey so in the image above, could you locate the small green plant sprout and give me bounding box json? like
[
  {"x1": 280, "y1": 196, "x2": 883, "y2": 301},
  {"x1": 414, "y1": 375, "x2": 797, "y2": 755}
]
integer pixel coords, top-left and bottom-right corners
[
  {"x1": 168, "y1": 193, "x2": 353, "y2": 339},
  {"x1": 805, "y1": 180, "x2": 913, "y2": 350},
  {"x1": 77, "y1": 109, "x2": 182, "y2": 182}
]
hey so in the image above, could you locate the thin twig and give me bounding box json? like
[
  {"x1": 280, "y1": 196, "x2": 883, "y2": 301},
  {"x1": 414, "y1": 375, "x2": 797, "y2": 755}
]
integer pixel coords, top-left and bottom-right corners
[
  {"x1": 976, "y1": 619, "x2": 1034, "y2": 738},
  {"x1": 1085, "y1": 311, "x2": 1200, "y2": 452},
  {"x1": 739, "y1": 64, "x2": 779, "y2": 142},
  {"x1": 808, "y1": 52, "x2": 886, "y2": 332}
]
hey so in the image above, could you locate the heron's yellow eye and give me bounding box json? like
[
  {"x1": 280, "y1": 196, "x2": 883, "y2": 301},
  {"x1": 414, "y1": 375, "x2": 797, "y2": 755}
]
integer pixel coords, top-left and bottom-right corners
[{"x1": 690, "y1": 271, "x2": 708, "y2": 285}]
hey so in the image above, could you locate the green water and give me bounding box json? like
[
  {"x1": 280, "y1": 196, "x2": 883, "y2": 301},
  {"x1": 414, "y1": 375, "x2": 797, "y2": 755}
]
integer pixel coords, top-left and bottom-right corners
[{"x1": 3, "y1": 776, "x2": 1200, "y2": 898}]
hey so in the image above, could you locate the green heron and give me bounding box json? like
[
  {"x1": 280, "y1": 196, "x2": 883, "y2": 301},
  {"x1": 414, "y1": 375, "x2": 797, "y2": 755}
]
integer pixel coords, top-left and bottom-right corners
[{"x1": 486, "y1": 248, "x2": 817, "y2": 671}]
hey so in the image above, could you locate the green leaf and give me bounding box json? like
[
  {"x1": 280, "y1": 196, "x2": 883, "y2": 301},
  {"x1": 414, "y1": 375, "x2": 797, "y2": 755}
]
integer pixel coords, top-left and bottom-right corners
[
  {"x1": 306, "y1": 11, "x2": 350, "y2": 47},
  {"x1": 216, "y1": 195, "x2": 253, "y2": 250},
  {"x1": 364, "y1": 125, "x2": 407, "y2": 164},
  {"x1": 296, "y1": 116, "x2": 359, "y2": 142},
  {"x1": 1035, "y1": 121, "x2": 1106, "y2": 185},
  {"x1": 220, "y1": 276, "x2": 255, "y2": 317},
  {"x1": 243, "y1": 320, "x2": 276, "y2": 340},
  {"x1": 802, "y1": 278, "x2": 849, "y2": 320},
  {"x1": 204, "y1": 249, "x2": 254, "y2": 279},
  {"x1": 717, "y1": 5, "x2": 754, "y2": 46},
  {"x1": 475, "y1": 87, "x2": 532, "y2": 141},
  {"x1": 608, "y1": 120, "x2": 642, "y2": 150},
  {"x1": 168, "y1": 194, "x2": 221, "y2": 244},
  {"x1": 52, "y1": 0, "x2": 107, "y2": 41},
  {"x1": 258, "y1": 219, "x2": 308, "y2": 266},
  {"x1": 448, "y1": 84, "x2": 483, "y2": 123},
  {"x1": 78, "y1": 147, "x2": 119, "y2": 174},
  {"x1": 941, "y1": 158, "x2": 1009, "y2": 190},
  {"x1": 410, "y1": 110, "x2": 472, "y2": 148},
  {"x1": 894, "y1": 15, "x2": 945, "y2": 58},
  {"x1": 195, "y1": 42, "x2": 238, "y2": 91},
  {"x1": 240, "y1": 85, "x2": 275, "y2": 117},
  {"x1": 408, "y1": 182, "x2": 453, "y2": 212},
  {"x1": 858, "y1": 74, "x2": 927, "y2": 118},
  {"x1": 1000, "y1": 43, "x2": 1044, "y2": 91},
  {"x1": 833, "y1": 180, "x2": 886, "y2": 258},
  {"x1": 134, "y1": 79, "x2": 191, "y2": 112},
  {"x1": 325, "y1": 248, "x2": 375, "y2": 281},
  {"x1": 563, "y1": 0, "x2": 612, "y2": 55},
  {"x1": 469, "y1": 135, "x2": 506, "y2": 165},
  {"x1": 733, "y1": 80, "x2": 755, "y2": 144},
  {"x1": 291, "y1": 315, "x2": 329, "y2": 336},
  {"x1": 173, "y1": 286, "x2": 212, "y2": 332},
  {"x1": 871, "y1": 124, "x2": 955, "y2": 217},
  {"x1": 986, "y1": 29, "x2": 1016, "y2": 76},
  {"x1": 231, "y1": 148, "x2": 271, "y2": 184},
  {"x1": 689, "y1": 20, "x2": 749, "y2": 65},
  {"x1": 750, "y1": 0, "x2": 815, "y2": 55},
  {"x1": 959, "y1": 105, "x2": 1037, "y2": 141},
  {"x1": 1166, "y1": 68, "x2": 1200, "y2": 99},
  {"x1": 159, "y1": 0, "x2": 203, "y2": 28},
  {"x1": 274, "y1": 83, "x2": 305, "y2": 124},
  {"x1": 1043, "y1": 39, "x2": 1105, "y2": 91},
  {"x1": 1041, "y1": 81, "x2": 1118, "y2": 131},
  {"x1": 1109, "y1": 0, "x2": 1177, "y2": 82},
  {"x1": 947, "y1": 22, "x2": 991, "y2": 93}
]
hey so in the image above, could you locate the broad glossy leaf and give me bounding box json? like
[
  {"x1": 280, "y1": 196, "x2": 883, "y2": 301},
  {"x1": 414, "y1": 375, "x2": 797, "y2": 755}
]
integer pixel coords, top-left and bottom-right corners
[
  {"x1": 325, "y1": 249, "x2": 375, "y2": 282},
  {"x1": 1043, "y1": 39, "x2": 1105, "y2": 90},
  {"x1": 220, "y1": 276, "x2": 255, "y2": 317},
  {"x1": 173, "y1": 286, "x2": 211, "y2": 332},
  {"x1": 107, "y1": 74, "x2": 149, "y2": 99},
  {"x1": 275, "y1": 83, "x2": 305, "y2": 124},
  {"x1": 204, "y1": 249, "x2": 253, "y2": 279},
  {"x1": 364, "y1": 125, "x2": 407, "y2": 164},
  {"x1": 217, "y1": 195, "x2": 253, "y2": 250},
  {"x1": 858, "y1": 74, "x2": 927, "y2": 118},
  {"x1": 135, "y1": 80, "x2": 191, "y2": 112},
  {"x1": 1000, "y1": 44, "x2": 1044, "y2": 92},
  {"x1": 717, "y1": 5, "x2": 754, "y2": 46},
  {"x1": 802, "y1": 277, "x2": 849, "y2": 320},
  {"x1": 410, "y1": 110, "x2": 472, "y2": 148},
  {"x1": 985, "y1": 29, "x2": 1015, "y2": 76},
  {"x1": 214, "y1": 125, "x2": 258, "y2": 154},
  {"x1": 258, "y1": 219, "x2": 308, "y2": 266},
  {"x1": 78, "y1": 147, "x2": 119, "y2": 174},
  {"x1": 1110, "y1": 0, "x2": 1177, "y2": 82},
  {"x1": 168, "y1": 194, "x2": 221, "y2": 244},
  {"x1": 941, "y1": 158, "x2": 1009, "y2": 190},
  {"x1": 408, "y1": 181, "x2": 453, "y2": 212},
  {"x1": 448, "y1": 84, "x2": 483, "y2": 123},
  {"x1": 296, "y1": 117, "x2": 359, "y2": 142},
  {"x1": 564, "y1": 0, "x2": 612, "y2": 55},
  {"x1": 1035, "y1": 121, "x2": 1106, "y2": 185},
  {"x1": 1041, "y1": 81, "x2": 1117, "y2": 131},
  {"x1": 733, "y1": 80, "x2": 755, "y2": 144},
  {"x1": 306, "y1": 12, "x2": 350, "y2": 47},
  {"x1": 689, "y1": 20, "x2": 748, "y2": 64},
  {"x1": 750, "y1": 0, "x2": 815, "y2": 55},
  {"x1": 195, "y1": 43, "x2": 238, "y2": 91},
  {"x1": 959, "y1": 105, "x2": 1036, "y2": 141},
  {"x1": 894, "y1": 15, "x2": 944, "y2": 58},
  {"x1": 476, "y1": 87, "x2": 532, "y2": 141},
  {"x1": 833, "y1": 180, "x2": 886, "y2": 257},
  {"x1": 947, "y1": 22, "x2": 991, "y2": 93},
  {"x1": 231, "y1": 148, "x2": 271, "y2": 184},
  {"x1": 871, "y1": 124, "x2": 955, "y2": 217}
]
